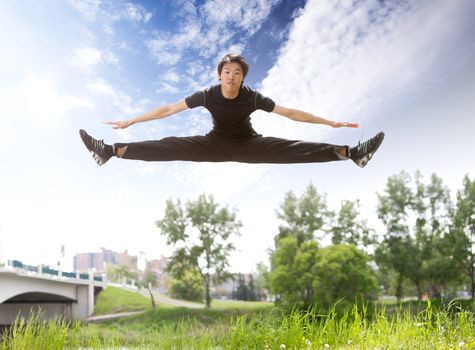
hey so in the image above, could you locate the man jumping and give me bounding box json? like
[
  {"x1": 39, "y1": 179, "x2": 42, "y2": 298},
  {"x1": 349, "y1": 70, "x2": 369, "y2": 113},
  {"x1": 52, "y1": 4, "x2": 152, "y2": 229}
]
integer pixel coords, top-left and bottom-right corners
[{"x1": 80, "y1": 53, "x2": 384, "y2": 168}]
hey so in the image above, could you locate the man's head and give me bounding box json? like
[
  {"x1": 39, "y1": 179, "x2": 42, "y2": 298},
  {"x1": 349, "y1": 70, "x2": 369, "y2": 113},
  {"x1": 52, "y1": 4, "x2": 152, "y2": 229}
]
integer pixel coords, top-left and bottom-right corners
[{"x1": 217, "y1": 53, "x2": 249, "y2": 80}]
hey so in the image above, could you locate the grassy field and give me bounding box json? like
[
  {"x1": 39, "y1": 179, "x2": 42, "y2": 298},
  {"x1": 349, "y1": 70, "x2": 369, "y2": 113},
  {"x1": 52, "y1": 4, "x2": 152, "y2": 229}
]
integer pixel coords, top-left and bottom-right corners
[
  {"x1": 1, "y1": 287, "x2": 474, "y2": 349},
  {"x1": 93, "y1": 286, "x2": 153, "y2": 315}
]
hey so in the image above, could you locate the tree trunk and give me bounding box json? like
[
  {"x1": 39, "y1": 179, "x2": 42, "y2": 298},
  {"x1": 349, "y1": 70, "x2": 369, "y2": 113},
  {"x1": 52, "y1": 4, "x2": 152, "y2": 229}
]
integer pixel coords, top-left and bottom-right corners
[
  {"x1": 148, "y1": 284, "x2": 156, "y2": 309},
  {"x1": 304, "y1": 284, "x2": 313, "y2": 308},
  {"x1": 470, "y1": 252, "x2": 475, "y2": 300},
  {"x1": 205, "y1": 272, "x2": 211, "y2": 308},
  {"x1": 396, "y1": 274, "x2": 404, "y2": 303},
  {"x1": 415, "y1": 280, "x2": 422, "y2": 301}
]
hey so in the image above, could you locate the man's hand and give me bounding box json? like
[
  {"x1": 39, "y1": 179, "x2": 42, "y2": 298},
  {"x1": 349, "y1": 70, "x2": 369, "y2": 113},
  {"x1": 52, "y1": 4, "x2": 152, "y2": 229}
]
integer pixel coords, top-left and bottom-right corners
[
  {"x1": 103, "y1": 120, "x2": 133, "y2": 129},
  {"x1": 330, "y1": 121, "x2": 359, "y2": 128}
]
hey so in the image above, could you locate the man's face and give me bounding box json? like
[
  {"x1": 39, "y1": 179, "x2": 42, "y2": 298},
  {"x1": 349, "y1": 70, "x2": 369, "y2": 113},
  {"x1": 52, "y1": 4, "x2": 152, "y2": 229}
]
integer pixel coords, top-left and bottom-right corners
[{"x1": 219, "y1": 62, "x2": 244, "y2": 88}]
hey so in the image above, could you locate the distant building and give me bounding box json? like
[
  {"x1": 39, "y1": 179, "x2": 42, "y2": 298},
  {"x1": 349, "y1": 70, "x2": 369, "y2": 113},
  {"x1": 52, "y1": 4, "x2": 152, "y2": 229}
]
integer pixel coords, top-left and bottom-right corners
[
  {"x1": 73, "y1": 248, "x2": 137, "y2": 273},
  {"x1": 147, "y1": 255, "x2": 170, "y2": 293},
  {"x1": 116, "y1": 250, "x2": 138, "y2": 272}
]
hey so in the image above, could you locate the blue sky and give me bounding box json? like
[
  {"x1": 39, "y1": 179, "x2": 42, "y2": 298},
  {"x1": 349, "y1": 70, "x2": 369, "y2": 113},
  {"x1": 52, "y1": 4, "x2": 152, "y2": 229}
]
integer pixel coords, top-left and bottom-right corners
[{"x1": 0, "y1": 0, "x2": 474, "y2": 273}]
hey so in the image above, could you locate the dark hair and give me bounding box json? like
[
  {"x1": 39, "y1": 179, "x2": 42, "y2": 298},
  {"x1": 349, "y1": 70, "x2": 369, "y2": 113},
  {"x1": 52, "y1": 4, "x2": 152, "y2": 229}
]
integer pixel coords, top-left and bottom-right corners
[{"x1": 217, "y1": 53, "x2": 249, "y2": 78}]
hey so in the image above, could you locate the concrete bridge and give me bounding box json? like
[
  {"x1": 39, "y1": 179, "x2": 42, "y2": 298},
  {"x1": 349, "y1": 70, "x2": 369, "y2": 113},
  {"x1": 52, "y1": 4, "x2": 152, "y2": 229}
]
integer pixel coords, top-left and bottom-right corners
[{"x1": 0, "y1": 260, "x2": 105, "y2": 325}]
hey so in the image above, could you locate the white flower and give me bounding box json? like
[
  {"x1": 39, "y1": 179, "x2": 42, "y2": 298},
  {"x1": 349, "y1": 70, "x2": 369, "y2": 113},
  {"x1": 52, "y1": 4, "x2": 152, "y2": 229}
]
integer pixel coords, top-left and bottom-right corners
[
  {"x1": 280, "y1": 344, "x2": 286, "y2": 350},
  {"x1": 347, "y1": 340, "x2": 353, "y2": 345},
  {"x1": 458, "y1": 341, "x2": 465, "y2": 348},
  {"x1": 416, "y1": 322, "x2": 423, "y2": 327},
  {"x1": 305, "y1": 339, "x2": 311, "y2": 347},
  {"x1": 324, "y1": 344, "x2": 330, "y2": 349}
]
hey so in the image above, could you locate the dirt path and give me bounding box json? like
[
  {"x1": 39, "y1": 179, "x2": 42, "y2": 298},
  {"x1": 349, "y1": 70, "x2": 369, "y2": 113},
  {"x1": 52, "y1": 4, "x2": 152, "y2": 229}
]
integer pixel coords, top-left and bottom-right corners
[
  {"x1": 86, "y1": 310, "x2": 146, "y2": 323},
  {"x1": 87, "y1": 287, "x2": 205, "y2": 322}
]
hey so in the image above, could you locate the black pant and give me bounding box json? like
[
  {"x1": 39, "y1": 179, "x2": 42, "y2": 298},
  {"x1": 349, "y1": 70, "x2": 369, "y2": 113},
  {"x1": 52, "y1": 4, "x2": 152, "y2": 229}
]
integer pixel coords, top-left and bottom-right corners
[{"x1": 115, "y1": 134, "x2": 348, "y2": 164}]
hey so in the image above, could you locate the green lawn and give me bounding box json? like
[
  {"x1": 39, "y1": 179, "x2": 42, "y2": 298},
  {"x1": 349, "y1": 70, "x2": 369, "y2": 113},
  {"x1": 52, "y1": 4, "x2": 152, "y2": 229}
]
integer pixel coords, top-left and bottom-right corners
[
  {"x1": 2, "y1": 287, "x2": 474, "y2": 349},
  {"x1": 212, "y1": 298, "x2": 273, "y2": 309},
  {"x1": 93, "y1": 286, "x2": 152, "y2": 315}
]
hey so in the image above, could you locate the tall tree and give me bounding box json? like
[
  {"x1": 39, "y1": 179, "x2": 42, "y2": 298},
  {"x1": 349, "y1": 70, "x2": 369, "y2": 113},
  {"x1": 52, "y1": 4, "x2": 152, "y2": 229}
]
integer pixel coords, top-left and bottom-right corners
[
  {"x1": 375, "y1": 171, "x2": 414, "y2": 301},
  {"x1": 233, "y1": 273, "x2": 250, "y2": 301},
  {"x1": 269, "y1": 235, "x2": 303, "y2": 307},
  {"x1": 254, "y1": 262, "x2": 269, "y2": 301},
  {"x1": 376, "y1": 171, "x2": 456, "y2": 300},
  {"x1": 156, "y1": 194, "x2": 241, "y2": 308},
  {"x1": 451, "y1": 175, "x2": 475, "y2": 299},
  {"x1": 293, "y1": 240, "x2": 320, "y2": 307},
  {"x1": 247, "y1": 274, "x2": 257, "y2": 301},
  {"x1": 415, "y1": 173, "x2": 455, "y2": 296},
  {"x1": 270, "y1": 183, "x2": 332, "y2": 308},
  {"x1": 275, "y1": 183, "x2": 332, "y2": 245},
  {"x1": 330, "y1": 199, "x2": 374, "y2": 247}
]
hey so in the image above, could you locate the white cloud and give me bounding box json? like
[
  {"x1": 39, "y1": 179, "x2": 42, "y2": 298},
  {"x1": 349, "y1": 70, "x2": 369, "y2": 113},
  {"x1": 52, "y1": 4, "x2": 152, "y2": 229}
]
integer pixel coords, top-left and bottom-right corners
[
  {"x1": 163, "y1": 69, "x2": 180, "y2": 83},
  {"x1": 3, "y1": 77, "x2": 92, "y2": 128},
  {"x1": 202, "y1": 0, "x2": 278, "y2": 35},
  {"x1": 122, "y1": 2, "x2": 152, "y2": 23},
  {"x1": 103, "y1": 50, "x2": 119, "y2": 65},
  {"x1": 145, "y1": 0, "x2": 280, "y2": 66},
  {"x1": 68, "y1": 0, "x2": 153, "y2": 30},
  {"x1": 69, "y1": 46, "x2": 119, "y2": 72},
  {"x1": 170, "y1": 162, "x2": 271, "y2": 200},
  {"x1": 70, "y1": 47, "x2": 103, "y2": 70},
  {"x1": 186, "y1": 111, "x2": 213, "y2": 136},
  {"x1": 254, "y1": 0, "x2": 475, "y2": 140},
  {"x1": 156, "y1": 82, "x2": 180, "y2": 94},
  {"x1": 67, "y1": 0, "x2": 102, "y2": 21},
  {"x1": 86, "y1": 78, "x2": 143, "y2": 116},
  {"x1": 146, "y1": 37, "x2": 182, "y2": 65}
]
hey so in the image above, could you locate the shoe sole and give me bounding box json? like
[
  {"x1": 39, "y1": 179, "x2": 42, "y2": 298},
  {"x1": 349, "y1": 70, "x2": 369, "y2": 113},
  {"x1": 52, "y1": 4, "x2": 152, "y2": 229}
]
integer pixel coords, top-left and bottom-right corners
[{"x1": 357, "y1": 132, "x2": 385, "y2": 168}]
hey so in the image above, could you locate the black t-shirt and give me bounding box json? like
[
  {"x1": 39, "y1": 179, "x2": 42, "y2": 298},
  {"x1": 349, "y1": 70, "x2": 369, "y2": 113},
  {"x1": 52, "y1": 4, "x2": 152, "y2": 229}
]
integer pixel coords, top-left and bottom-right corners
[{"x1": 185, "y1": 84, "x2": 275, "y2": 138}]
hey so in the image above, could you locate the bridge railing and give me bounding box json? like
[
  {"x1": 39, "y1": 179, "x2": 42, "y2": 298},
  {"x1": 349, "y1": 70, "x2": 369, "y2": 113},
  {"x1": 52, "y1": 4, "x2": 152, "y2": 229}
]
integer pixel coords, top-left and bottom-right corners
[
  {"x1": 6, "y1": 259, "x2": 106, "y2": 285},
  {"x1": 5, "y1": 260, "x2": 139, "y2": 288}
]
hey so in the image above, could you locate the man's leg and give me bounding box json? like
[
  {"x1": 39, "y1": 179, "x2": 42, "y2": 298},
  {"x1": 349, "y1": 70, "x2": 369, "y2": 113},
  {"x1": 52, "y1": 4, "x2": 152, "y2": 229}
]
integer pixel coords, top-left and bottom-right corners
[
  {"x1": 80, "y1": 129, "x2": 232, "y2": 165},
  {"x1": 231, "y1": 136, "x2": 349, "y2": 164},
  {"x1": 114, "y1": 136, "x2": 231, "y2": 162}
]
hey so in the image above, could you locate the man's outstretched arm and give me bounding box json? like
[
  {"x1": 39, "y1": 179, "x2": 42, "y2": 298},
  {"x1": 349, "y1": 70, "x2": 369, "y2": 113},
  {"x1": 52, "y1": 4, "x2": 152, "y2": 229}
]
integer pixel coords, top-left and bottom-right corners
[
  {"x1": 104, "y1": 100, "x2": 189, "y2": 129},
  {"x1": 272, "y1": 104, "x2": 359, "y2": 128}
]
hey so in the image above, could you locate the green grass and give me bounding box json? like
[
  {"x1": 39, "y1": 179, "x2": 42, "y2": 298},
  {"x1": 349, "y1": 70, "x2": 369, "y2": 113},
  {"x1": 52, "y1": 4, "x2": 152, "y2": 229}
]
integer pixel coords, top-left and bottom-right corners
[
  {"x1": 2, "y1": 299, "x2": 474, "y2": 349},
  {"x1": 2, "y1": 287, "x2": 474, "y2": 349},
  {"x1": 212, "y1": 298, "x2": 273, "y2": 309},
  {"x1": 93, "y1": 286, "x2": 152, "y2": 315}
]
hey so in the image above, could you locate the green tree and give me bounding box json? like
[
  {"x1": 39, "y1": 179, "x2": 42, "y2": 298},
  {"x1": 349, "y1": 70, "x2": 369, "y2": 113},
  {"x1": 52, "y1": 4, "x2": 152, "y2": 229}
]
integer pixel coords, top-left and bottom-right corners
[
  {"x1": 294, "y1": 240, "x2": 320, "y2": 307},
  {"x1": 168, "y1": 267, "x2": 204, "y2": 302},
  {"x1": 376, "y1": 171, "x2": 456, "y2": 300},
  {"x1": 415, "y1": 173, "x2": 456, "y2": 297},
  {"x1": 275, "y1": 183, "x2": 332, "y2": 245},
  {"x1": 269, "y1": 235, "x2": 302, "y2": 307},
  {"x1": 451, "y1": 175, "x2": 475, "y2": 299},
  {"x1": 313, "y1": 244, "x2": 378, "y2": 306},
  {"x1": 233, "y1": 273, "x2": 249, "y2": 301},
  {"x1": 247, "y1": 274, "x2": 257, "y2": 301},
  {"x1": 270, "y1": 184, "x2": 332, "y2": 308},
  {"x1": 375, "y1": 171, "x2": 419, "y2": 301},
  {"x1": 156, "y1": 194, "x2": 241, "y2": 308},
  {"x1": 106, "y1": 264, "x2": 138, "y2": 284},
  {"x1": 330, "y1": 199, "x2": 374, "y2": 247},
  {"x1": 269, "y1": 235, "x2": 320, "y2": 308},
  {"x1": 254, "y1": 261, "x2": 269, "y2": 301}
]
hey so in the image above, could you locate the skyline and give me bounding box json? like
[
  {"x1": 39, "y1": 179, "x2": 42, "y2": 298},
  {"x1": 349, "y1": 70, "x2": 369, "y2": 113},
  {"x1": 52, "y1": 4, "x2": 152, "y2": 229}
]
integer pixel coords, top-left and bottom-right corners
[{"x1": 0, "y1": 0, "x2": 474, "y2": 273}]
